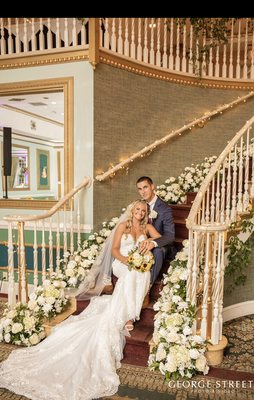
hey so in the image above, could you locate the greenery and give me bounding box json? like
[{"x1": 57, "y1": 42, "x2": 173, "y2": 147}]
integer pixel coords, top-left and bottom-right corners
[{"x1": 226, "y1": 215, "x2": 254, "y2": 293}]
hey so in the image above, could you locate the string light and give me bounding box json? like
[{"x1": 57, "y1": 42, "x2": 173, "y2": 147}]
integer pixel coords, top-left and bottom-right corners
[{"x1": 95, "y1": 91, "x2": 254, "y2": 182}]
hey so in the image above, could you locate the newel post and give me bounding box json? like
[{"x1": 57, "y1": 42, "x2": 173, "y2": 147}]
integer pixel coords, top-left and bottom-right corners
[{"x1": 89, "y1": 18, "x2": 100, "y2": 69}]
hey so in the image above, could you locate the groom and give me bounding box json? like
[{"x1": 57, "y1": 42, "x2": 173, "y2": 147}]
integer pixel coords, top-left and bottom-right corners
[{"x1": 136, "y1": 176, "x2": 175, "y2": 285}]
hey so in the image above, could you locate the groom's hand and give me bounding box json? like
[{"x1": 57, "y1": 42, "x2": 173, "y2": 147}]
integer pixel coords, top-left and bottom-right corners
[{"x1": 139, "y1": 239, "x2": 155, "y2": 254}]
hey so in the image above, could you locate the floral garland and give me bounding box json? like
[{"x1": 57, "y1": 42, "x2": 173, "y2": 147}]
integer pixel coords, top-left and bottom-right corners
[{"x1": 148, "y1": 240, "x2": 209, "y2": 379}]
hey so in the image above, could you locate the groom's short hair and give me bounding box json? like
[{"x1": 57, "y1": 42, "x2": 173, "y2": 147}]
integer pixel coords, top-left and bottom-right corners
[{"x1": 136, "y1": 176, "x2": 153, "y2": 185}]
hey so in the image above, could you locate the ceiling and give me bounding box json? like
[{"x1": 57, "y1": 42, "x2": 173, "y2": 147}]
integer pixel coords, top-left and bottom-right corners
[{"x1": 0, "y1": 92, "x2": 64, "y2": 124}]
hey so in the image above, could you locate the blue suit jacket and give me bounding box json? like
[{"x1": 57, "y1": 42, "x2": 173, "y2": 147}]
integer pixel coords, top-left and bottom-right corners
[{"x1": 152, "y1": 197, "x2": 175, "y2": 248}]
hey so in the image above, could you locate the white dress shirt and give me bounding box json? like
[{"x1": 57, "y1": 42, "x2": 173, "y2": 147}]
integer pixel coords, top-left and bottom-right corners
[{"x1": 148, "y1": 195, "x2": 158, "y2": 248}]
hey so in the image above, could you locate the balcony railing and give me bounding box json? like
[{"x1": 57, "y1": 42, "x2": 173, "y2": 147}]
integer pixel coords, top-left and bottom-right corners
[{"x1": 0, "y1": 18, "x2": 253, "y2": 81}]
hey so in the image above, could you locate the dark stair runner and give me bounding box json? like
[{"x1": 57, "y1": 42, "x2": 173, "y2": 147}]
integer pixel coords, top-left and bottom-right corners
[{"x1": 75, "y1": 193, "x2": 195, "y2": 366}]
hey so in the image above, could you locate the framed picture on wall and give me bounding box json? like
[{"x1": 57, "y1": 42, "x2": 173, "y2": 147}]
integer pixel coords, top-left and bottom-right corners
[{"x1": 37, "y1": 149, "x2": 50, "y2": 190}]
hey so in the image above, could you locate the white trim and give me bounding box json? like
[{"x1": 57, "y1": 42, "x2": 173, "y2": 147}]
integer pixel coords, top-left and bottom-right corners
[
  {"x1": 222, "y1": 301, "x2": 254, "y2": 322},
  {"x1": 0, "y1": 219, "x2": 92, "y2": 233}
]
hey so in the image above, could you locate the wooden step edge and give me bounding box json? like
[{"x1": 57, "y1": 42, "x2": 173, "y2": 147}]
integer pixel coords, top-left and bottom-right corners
[{"x1": 174, "y1": 218, "x2": 187, "y2": 225}]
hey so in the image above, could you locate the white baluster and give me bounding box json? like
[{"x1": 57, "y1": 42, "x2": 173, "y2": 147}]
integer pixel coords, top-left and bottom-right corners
[
  {"x1": 174, "y1": 18, "x2": 180, "y2": 70},
  {"x1": 63, "y1": 206, "x2": 68, "y2": 261},
  {"x1": 7, "y1": 18, "x2": 13, "y2": 54},
  {"x1": 31, "y1": 18, "x2": 36, "y2": 51},
  {"x1": 229, "y1": 19, "x2": 234, "y2": 78},
  {"x1": 189, "y1": 24, "x2": 193, "y2": 74},
  {"x1": 243, "y1": 18, "x2": 248, "y2": 79},
  {"x1": 231, "y1": 146, "x2": 237, "y2": 221},
  {"x1": 7, "y1": 222, "x2": 16, "y2": 308},
  {"x1": 81, "y1": 18, "x2": 86, "y2": 46},
  {"x1": 236, "y1": 19, "x2": 241, "y2": 79},
  {"x1": 162, "y1": 18, "x2": 167, "y2": 68},
  {"x1": 222, "y1": 44, "x2": 227, "y2": 78},
  {"x1": 47, "y1": 18, "x2": 52, "y2": 49},
  {"x1": 208, "y1": 43, "x2": 213, "y2": 77},
  {"x1": 215, "y1": 45, "x2": 220, "y2": 77},
  {"x1": 243, "y1": 129, "x2": 250, "y2": 210},
  {"x1": 149, "y1": 18, "x2": 155, "y2": 65},
  {"x1": 49, "y1": 218, "x2": 53, "y2": 275},
  {"x1": 15, "y1": 18, "x2": 20, "y2": 53},
  {"x1": 56, "y1": 213, "x2": 60, "y2": 271},
  {"x1": 39, "y1": 18, "x2": 44, "y2": 50},
  {"x1": 186, "y1": 230, "x2": 193, "y2": 302},
  {"x1": 64, "y1": 18, "x2": 68, "y2": 47},
  {"x1": 210, "y1": 177, "x2": 215, "y2": 223},
  {"x1": 169, "y1": 18, "x2": 174, "y2": 69},
  {"x1": 218, "y1": 235, "x2": 225, "y2": 340},
  {"x1": 0, "y1": 19, "x2": 6, "y2": 55},
  {"x1": 211, "y1": 231, "x2": 223, "y2": 344},
  {"x1": 225, "y1": 152, "x2": 232, "y2": 223},
  {"x1": 182, "y1": 24, "x2": 187, "y2": 72},
  {"x1": 77, "y1": 192, "x2": 81, "y2": 251},
  {"x1": 33, "y1": 222, "x2": 38, "y2": 288},
  {"x1": 118, "y1": 18, "x2": 123, "y2": 55},
  {"x1": 111, "y1": 18, "x2": 116, "y2": 52},
  {"x1": 215, "y1": 170, "x2": 221, "y2": 222},
  {"x1": 55, "y1": 18, "x2": 60, "y2": 48},
  {"x1": 156, "y1": 18, "x2": 161, "y2": 66},
  {"x1": 124, "y1": 18, "x2": 129, "y2": 56},
  {"x1": 19, "y1": 222, "x2": 27, "y2": 303},
  {"x1": 220, "y1": 163, "x2": 226, "y2": 223},
  {"x1": 41, "y1": 220, "x2": 46, "y2": 282},
  {"x1": 201, "y1": 232, "x2": 210, "y2": 338},
  {"x1": 72, "y1": 18, "x2": 77, "y2": 46},
  {"x1": 70, "y1": 199, "x2": 74, "y2": 255},
  {"x1": 143, "y1": 18, "x2": 148, "y2": 63},
  {"x1": 250, "y1": 28, "x2": 254, "y2": 79},
  {"x1": 237, "y1": 137, "x2": 243, "y2": 212},
  {"x1": 205, "y1": 189, "x2": 210, "y2": 223}
]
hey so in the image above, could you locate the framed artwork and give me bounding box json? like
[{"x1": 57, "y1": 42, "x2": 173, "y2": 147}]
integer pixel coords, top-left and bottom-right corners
[{"x1": 37, "y1": 149, "x2": 50, "y2": 190}]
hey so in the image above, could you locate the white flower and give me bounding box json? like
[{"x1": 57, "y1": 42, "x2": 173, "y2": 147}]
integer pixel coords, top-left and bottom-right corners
[
  {"x1": 4, "y1": 333, "x2": 11, "y2": 343},
  {"x1": 11, "y1": 323, "x2": 23, "y2": 334},
  {"x1": 29, "y1": 333, "x2": 40, "y2": 345},
  {"x1": 149, "y1": 210, "x2": 158, "y2": 219},
  {"x1": 149, "y1": 240, "x2": 209, "y2": 380}
]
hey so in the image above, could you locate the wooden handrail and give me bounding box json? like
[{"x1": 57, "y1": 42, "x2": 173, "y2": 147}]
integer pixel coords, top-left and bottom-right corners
[
  {"x1": 3, "y1": 176, "x2": 92, "y2": 223},
  {"x1": 186, "y1": 116, "x2": 254, "y2": 229}
]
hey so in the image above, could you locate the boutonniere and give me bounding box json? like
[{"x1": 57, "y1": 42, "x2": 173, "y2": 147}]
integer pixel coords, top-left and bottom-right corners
[{"x1": 149, "y1": 210, "x2": 158, "y2": 220}]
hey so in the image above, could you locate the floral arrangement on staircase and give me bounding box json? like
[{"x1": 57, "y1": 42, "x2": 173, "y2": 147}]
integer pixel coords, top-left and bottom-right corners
[
  {"x1": 0, "y1": 279, "x2": 69, "y2": 346},
  {"x1": 148, "y1": 240, "x2": 209, "y2": 379}
]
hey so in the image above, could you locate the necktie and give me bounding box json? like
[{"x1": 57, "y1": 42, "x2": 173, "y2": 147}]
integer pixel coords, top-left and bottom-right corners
[{"x1": 147, "y1": 204, "x2": 152, "y2": 224}]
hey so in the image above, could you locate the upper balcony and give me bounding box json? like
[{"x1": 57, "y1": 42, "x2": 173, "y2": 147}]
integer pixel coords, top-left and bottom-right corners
[{"x1": 0, "y1": 18, "x2": 253, "y2": 84}]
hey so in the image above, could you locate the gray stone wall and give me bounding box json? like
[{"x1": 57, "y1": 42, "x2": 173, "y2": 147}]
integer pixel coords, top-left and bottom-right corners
[{"x1": 94, "y1": 63, "x2": 254, "y2": 228}]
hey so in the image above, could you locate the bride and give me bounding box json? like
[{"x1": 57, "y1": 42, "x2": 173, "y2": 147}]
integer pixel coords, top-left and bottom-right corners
[{"x1": 0, "y1": 199, "x2": 161, "y2": 400}]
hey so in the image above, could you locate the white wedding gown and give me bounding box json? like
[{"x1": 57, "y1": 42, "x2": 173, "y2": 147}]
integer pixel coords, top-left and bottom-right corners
[{"x1": 0, "y1": 234, "x2": 150, "y2": 400}]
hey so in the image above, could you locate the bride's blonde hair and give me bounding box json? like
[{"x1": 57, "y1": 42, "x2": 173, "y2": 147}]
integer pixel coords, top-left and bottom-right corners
[{"x1": 125, "y1": 199, "x2": 148, "y2": 232}]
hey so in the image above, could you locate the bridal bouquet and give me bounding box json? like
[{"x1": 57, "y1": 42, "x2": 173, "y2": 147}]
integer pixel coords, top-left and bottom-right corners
[{"x1": 127, "y1": 247, "x2": 154, "y2": 272}]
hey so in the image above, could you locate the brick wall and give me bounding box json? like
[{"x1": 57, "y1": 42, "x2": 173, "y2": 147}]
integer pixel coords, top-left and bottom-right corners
[{"x1": 94, "y1": 63, "x2": 254, "y2": 228}]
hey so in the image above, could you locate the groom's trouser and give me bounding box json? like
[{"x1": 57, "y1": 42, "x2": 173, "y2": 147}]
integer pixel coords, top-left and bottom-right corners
[{"x1": 150, "y1": 246, "x2": 168, "y2": 285}]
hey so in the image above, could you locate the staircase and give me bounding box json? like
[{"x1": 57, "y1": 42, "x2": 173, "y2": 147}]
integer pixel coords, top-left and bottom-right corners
[{"x1": 74, "y1": 194, "x2": 195, "y2": 367}]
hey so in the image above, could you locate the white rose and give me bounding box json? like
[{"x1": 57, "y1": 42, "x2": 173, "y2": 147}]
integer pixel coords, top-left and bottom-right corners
[
  {"x1": 11, "y1": 323, "x2": 23, "y2": 334},
  {"x1": 195, "y1": 355, "x2": 208, "y2": 373},
  {"x1": 155, "y1": 343, "x2": 167, "y2": 361},
  {"x1": 4, "y1": 333, "x2": 11, "y2": 343},
  {"x1": 6, "y1": 310, "x2": 17, "y2": 319},
  {"x1": 29, "y1": 333, "x2": 40, "y2": 345},
  {"x1": 189, "y1": 348, "x2": 200, "y2": 360}
]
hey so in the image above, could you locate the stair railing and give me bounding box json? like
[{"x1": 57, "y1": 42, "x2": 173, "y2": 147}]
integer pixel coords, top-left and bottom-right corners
[
  {"x1": 3, "y1": 176, "x2": 92, "y2": 308},
  {"x1": 186, "y1": 116, "x2": 254, "y2": 345}
]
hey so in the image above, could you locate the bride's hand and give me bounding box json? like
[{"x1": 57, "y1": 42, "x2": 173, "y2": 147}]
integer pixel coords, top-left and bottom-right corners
[{"x1": 139, "y1": 239, "x2": 155, "y2": 254}]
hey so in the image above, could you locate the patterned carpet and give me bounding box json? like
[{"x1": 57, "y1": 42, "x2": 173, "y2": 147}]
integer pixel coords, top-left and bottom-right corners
[{"x1": 0, "y1": 300, "x2": 253, "y2": 399}]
